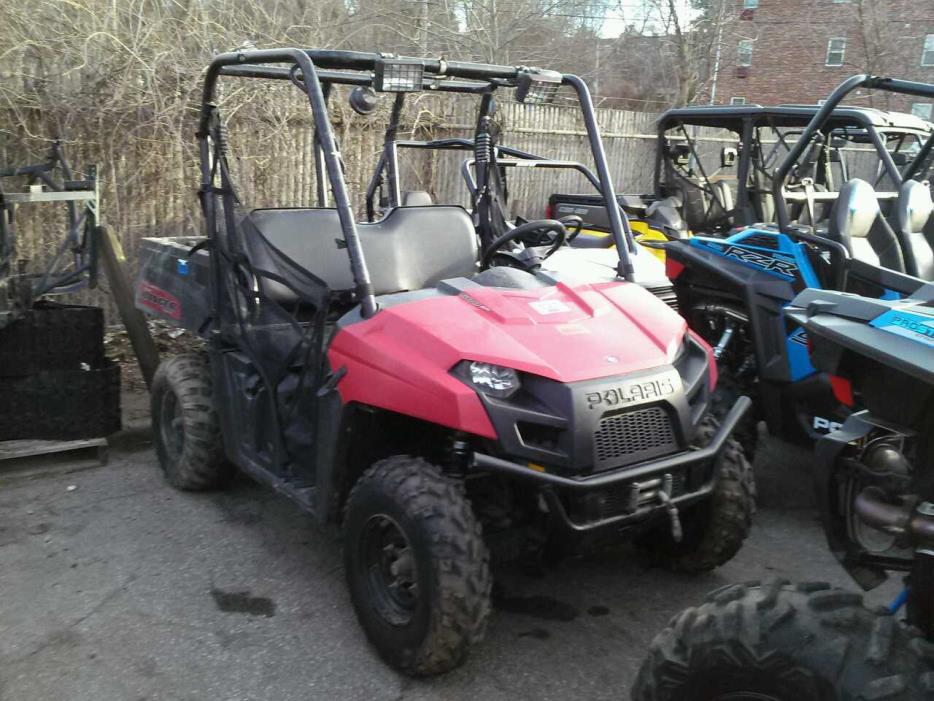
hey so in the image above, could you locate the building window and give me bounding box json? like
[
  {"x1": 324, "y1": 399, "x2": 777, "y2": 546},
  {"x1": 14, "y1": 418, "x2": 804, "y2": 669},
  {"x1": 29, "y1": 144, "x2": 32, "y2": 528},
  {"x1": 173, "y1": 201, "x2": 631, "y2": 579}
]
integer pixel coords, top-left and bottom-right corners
[
  {"x1": 731, "y1": 97, "x2": 747, "y2": 105},
  {"x1": 738, "y1": 40, "x2": 753, "y2": 66},
  {"x1": 826, "y1": 38, "x2": 846, "y2": 66},
  {"x1": 923, "y1": 34, "x2": 934, "y2": 66},
  {"x1": 912, "y1": 103, "x2": 933, "y2": 120},
  {"x1": 743, "y1": 0, "x2": 758, "y2": 7}
]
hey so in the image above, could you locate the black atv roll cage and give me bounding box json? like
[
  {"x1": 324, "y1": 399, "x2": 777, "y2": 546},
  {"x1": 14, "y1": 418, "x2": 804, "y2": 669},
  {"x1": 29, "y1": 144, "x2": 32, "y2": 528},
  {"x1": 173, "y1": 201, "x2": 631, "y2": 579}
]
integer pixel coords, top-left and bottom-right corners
[
  {"x1": 756, "y1": 76, "x2": 934, "y2": 287},
  {"x1": 364, "y1": 130, "x2": 631, "y2": 255},
  {"x1": 654, "y1": 104, "x2": 933, "y2": 233},
  {"x1": 773, "y1": 75, "x2": 934, "y2": 233},
  {"x1": 363, "y1": 136, "x2": 545, "y2": 219},
  {"x1": 198, "y1": 49, "x2": 638, "y2": 326}
]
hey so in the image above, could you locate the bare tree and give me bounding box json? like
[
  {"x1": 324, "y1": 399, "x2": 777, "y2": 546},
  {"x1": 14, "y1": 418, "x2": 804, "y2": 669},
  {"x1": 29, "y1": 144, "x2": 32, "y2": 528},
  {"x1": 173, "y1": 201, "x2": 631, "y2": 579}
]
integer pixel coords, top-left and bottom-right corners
[{"x1": 611, "y1": 0, "x2": 737, "y2": 107}]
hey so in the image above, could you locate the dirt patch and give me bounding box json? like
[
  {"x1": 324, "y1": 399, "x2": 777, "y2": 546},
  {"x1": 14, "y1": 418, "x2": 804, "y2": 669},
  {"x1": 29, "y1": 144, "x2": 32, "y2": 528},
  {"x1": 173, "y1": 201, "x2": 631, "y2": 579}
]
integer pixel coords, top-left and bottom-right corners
[{"x1": 105, "y1": 320, "x2": 205, "y2": 393}]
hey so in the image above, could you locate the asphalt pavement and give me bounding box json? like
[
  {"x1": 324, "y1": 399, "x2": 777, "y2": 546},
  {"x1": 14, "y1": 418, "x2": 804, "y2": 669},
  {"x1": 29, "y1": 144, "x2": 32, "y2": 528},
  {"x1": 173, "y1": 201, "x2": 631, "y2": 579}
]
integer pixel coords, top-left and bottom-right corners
[{"x1": 0, "y1": 405, "x2": 900, "y2": 701}]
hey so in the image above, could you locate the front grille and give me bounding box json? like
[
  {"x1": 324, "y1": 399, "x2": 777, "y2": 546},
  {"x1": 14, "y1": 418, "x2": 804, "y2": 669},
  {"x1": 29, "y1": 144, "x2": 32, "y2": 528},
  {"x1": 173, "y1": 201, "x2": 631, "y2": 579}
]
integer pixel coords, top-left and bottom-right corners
[{"x1": 593, "y1": 406, "x2": 678, "y2": 470}]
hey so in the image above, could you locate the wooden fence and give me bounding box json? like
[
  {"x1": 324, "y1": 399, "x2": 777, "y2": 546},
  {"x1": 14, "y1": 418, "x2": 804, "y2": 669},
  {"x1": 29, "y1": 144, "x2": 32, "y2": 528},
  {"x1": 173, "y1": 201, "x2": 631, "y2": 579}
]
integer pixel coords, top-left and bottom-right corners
[{"x1": 0, "y1": 90, "x2": 886, "y2": 320}]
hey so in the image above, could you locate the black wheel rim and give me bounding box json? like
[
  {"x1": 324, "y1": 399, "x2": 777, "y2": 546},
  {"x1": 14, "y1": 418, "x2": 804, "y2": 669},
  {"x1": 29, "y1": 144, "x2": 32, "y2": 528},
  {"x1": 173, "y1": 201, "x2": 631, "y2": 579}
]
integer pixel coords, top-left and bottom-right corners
[
  {"x1": 360, "y1": 514, "x2": 419, "y2": 626},
  {"x1": 159, "y1": 389, "x2": 184, "y2": 464}
]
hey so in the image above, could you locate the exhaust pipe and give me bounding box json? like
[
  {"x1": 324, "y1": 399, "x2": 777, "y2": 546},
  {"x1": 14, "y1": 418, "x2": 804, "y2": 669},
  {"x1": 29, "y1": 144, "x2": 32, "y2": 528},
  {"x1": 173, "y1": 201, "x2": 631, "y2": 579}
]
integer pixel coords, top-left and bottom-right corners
[{"x1": 855, "y1": 487, "x2": 934, "y2": 544}]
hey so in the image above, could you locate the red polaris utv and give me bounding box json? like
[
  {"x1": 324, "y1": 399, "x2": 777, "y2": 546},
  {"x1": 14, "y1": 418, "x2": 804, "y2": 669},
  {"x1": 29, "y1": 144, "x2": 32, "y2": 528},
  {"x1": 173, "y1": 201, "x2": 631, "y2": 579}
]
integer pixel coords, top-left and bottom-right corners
[{"x1": 135, "y1": 48, "x2": 755, "y2": 676}]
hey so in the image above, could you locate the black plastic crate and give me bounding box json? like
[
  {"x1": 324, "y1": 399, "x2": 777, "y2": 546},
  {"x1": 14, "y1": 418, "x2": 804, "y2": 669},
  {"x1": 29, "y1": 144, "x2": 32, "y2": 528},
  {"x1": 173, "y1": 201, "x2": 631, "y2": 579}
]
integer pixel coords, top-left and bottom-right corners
[
  {"x1": 0, "y1": 302, "x2": 105, "y2": 377},
  {"x1": 0, "y1": 361, "x2": 121, "y2": 440}
]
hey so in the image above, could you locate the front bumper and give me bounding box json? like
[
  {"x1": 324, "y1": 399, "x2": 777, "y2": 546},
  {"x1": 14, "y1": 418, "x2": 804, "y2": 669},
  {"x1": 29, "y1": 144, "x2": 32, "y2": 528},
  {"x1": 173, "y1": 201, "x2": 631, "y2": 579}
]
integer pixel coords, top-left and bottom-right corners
[{"x1": 471, "y1": 396, "x2": 751, "y2": 533}]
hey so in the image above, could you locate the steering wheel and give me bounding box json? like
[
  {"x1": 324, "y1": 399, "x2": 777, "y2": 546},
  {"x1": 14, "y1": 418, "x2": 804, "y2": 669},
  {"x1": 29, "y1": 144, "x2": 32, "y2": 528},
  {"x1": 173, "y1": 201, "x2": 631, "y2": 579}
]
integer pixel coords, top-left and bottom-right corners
[
  {"x1": 558, "y1": 215, "x2": 584, "y2": 243},
  {"x1": 480, "y1": 219, "x2": 568, "y2": 270}
]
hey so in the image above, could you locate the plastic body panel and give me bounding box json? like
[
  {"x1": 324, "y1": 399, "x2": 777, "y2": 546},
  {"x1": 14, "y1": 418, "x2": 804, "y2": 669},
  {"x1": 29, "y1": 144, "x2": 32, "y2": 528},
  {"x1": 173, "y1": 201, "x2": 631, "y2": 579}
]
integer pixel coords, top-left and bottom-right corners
[{"x1": 135, "y1": 237, "x2": 212, "y2": 335}]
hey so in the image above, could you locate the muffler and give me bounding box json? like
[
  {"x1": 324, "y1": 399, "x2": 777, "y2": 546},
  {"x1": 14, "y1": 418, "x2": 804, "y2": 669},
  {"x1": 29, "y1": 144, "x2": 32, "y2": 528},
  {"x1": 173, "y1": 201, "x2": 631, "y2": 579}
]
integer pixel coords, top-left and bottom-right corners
[{"x1": 854, "y1": 486, "x2": 934, "y2": 544}]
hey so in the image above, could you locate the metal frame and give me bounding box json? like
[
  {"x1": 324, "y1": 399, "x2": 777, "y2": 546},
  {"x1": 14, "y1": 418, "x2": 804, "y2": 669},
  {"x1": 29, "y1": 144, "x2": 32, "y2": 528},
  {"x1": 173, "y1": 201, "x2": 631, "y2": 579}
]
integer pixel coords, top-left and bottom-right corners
[
  {"x1": 0, "y1": 142, "x2": 99, "y2": 327},
  {"x1": 198, "y1": 48, "x2": 637, "y2": 317},
  {"x1": 653, "y1": 104, "x2": 934, "y2": 232}
]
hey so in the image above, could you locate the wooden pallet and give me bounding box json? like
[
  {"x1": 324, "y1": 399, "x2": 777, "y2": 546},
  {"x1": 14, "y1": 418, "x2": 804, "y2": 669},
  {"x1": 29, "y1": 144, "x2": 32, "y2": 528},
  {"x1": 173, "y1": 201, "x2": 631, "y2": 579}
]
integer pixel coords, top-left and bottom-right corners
[{"x1": 0, "y1": 438, "x2": 108, "y2": 467}]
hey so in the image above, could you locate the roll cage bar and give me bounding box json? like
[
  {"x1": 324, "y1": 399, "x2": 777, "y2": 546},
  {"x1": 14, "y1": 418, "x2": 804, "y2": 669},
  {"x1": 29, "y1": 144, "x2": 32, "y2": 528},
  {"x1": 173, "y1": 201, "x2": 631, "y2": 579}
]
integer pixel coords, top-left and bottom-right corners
[{"x1": 198, "y1": 49, "x2": 636, "y2": 323}]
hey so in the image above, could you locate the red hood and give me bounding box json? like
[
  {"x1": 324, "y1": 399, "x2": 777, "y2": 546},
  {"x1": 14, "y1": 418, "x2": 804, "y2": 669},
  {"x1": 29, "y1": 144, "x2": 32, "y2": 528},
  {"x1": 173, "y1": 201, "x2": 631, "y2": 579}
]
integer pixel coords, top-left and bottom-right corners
[
  {"x1": 327, "y1": 280, "x2": 688, "y2": 438},
  {"x1": 333, "y1": 280, "x2": 686, "y2": 384}
]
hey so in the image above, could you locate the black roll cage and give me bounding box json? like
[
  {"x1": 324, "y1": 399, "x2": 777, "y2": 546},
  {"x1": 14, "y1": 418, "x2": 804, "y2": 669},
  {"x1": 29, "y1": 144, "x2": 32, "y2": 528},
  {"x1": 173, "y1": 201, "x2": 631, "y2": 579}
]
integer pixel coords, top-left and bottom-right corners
[
  {"x1": 363, "y1": 135, "x2": 617, "y2": 230},
  {"x1": 773, "y1": 75, "x2": 934, "y2": 232},
  {"x1": 198, "y1": 48, "x2": 637, "y2": 325},
  {"x1": 652, "y1": 105, "x2": 933, "y2": 231},
  {"x1": 362, "y1": 136, "x2": 546, "y2": 220}
]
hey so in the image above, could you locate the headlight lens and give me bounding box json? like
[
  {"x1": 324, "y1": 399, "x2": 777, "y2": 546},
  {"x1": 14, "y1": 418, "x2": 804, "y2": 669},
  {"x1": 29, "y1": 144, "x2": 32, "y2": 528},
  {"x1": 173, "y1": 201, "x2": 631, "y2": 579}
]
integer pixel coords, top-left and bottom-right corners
[{"x1": 463, "y1": 361, "x2": 521, "y2": 398}]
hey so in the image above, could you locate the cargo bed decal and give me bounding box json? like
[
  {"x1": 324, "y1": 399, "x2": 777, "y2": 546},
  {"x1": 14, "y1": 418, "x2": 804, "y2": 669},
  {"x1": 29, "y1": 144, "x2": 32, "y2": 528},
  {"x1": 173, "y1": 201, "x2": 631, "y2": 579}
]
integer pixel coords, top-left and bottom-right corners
[{"x1": 138, "y1": 281, "x2": 182, "y2": 320}]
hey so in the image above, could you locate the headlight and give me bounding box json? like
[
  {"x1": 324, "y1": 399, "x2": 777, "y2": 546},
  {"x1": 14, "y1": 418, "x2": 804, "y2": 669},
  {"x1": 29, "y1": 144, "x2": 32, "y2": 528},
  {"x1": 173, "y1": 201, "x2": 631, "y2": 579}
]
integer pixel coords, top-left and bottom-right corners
[
  {"x1": 457, "y1": 360, "x2": 521, "y2": 399},
  {"x1": 374, "y1": 58, "x2": 425, "y2": 92}
]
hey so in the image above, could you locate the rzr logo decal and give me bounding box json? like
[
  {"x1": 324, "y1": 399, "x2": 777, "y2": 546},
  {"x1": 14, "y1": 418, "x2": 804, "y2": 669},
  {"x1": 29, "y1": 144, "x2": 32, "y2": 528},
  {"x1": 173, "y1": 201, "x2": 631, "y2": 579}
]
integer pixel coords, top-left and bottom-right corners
[
  {"x1": 138, "y1": 281, "x2": 182, "y2": 320},
  {"x1": 586, "y1": 377, "x2": 676, "y2": 409},
  {"x1": 720, "y1": 244, "x2": 799, "y2": 278}
]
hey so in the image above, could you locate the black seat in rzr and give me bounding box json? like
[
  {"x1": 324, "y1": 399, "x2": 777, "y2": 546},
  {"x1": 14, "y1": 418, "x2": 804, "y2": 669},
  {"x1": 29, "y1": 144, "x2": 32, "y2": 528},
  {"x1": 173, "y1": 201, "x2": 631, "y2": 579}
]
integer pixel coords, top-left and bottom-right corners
[
  {"x1": 894, "y1": 179, "x2": 934, "y2": 280},
  {"x1": 709, "y1": 180, "x2": 735, "y2": 227},
  {"x1": 242, "y1": 206, "x2": 479, "y2": 303},
  {"x1": 827, "y1": 179, "x2": 905, "y2": 272}
]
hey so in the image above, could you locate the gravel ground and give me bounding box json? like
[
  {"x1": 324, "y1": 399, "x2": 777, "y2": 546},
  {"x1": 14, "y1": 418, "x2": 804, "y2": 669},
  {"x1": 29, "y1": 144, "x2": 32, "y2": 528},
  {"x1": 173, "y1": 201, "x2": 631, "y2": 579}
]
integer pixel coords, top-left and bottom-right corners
[{"x1": 0, "y1": 399, "x2": 899, "y2": 701}]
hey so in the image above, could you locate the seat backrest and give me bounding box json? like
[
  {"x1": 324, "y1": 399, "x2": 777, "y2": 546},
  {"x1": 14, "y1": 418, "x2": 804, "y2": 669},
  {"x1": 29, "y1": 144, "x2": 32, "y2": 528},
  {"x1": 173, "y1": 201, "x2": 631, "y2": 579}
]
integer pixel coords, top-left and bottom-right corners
[
  {"x1": 401, "y1": 190, "x2": 433, "y2": 207},
  {"x1": 710, "y1": 180, "x2": 735, "y2": 226},
  {"x1": 243, "y1": 206, "x2": 479, "y2": 304},
  {"x1": 828, "y1": 179, "x2": 905, "y2": 272},
  {"x1": 895, "y1": 179, "x2": 934, "y2": 280}
]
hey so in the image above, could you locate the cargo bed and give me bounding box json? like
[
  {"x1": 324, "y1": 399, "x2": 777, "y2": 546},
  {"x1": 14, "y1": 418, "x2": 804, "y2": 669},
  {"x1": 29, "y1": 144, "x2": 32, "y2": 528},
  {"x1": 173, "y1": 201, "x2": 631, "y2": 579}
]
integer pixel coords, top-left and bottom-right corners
[{"x1": 136, "y1": 237, "x2": 211, "y2": 335}]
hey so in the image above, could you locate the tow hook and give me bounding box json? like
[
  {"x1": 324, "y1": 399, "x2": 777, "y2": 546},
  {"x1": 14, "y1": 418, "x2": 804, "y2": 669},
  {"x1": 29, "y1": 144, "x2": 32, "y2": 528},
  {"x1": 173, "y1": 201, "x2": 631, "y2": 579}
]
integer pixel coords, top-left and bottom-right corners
[{"x1": 658, "y1": 474, "x2": 683, "y2": 542}]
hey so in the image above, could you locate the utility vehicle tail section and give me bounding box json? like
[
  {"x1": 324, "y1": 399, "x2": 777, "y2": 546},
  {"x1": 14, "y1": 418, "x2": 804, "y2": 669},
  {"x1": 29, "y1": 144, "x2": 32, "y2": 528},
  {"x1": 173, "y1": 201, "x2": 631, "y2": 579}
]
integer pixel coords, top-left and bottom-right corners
[{"x1": 135, "y1": 237, "x2": 211, "y2": 334}]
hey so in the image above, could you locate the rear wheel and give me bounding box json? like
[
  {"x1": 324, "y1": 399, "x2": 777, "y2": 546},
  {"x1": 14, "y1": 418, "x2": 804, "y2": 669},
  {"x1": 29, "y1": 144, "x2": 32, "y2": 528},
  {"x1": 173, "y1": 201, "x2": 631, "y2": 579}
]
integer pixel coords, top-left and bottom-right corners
[
  {"x1": 633, "y1": 580, "x2": 934, "y2": 701},
  {"x1": 151, "y1": 354, "x2": 229, "y2": 490},
  {"x1": 343, "y1": 456, "x2": 492, "y2": 676},
  {"x1": 639, "y1": 418, "x2": 756, "y2": 572}
]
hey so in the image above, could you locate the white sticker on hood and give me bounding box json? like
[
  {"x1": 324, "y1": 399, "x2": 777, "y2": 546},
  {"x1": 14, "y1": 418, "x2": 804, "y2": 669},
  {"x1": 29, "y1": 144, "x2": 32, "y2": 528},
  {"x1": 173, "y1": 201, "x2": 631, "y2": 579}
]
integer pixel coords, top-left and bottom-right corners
[{"x1": 530, "y1": 299, "x2": 571, "y2": 315}]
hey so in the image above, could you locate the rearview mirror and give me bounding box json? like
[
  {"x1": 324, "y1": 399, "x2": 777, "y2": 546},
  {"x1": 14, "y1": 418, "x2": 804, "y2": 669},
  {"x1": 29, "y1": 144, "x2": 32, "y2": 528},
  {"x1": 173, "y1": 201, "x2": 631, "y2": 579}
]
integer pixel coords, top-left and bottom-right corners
[
  {"x1": 720, "y1": 147, "x2": 737, "y2": 168},
  {"x1": 671, "y1": 143, "x2": 691, "y2": 166}
]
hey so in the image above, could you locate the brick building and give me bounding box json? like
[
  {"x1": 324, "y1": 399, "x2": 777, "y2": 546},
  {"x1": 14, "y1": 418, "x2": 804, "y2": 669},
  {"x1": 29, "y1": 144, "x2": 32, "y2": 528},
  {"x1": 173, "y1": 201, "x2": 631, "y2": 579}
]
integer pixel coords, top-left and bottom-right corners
[{"x1": 712, "y1": 0, "x2": 934, "y2": 118}]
